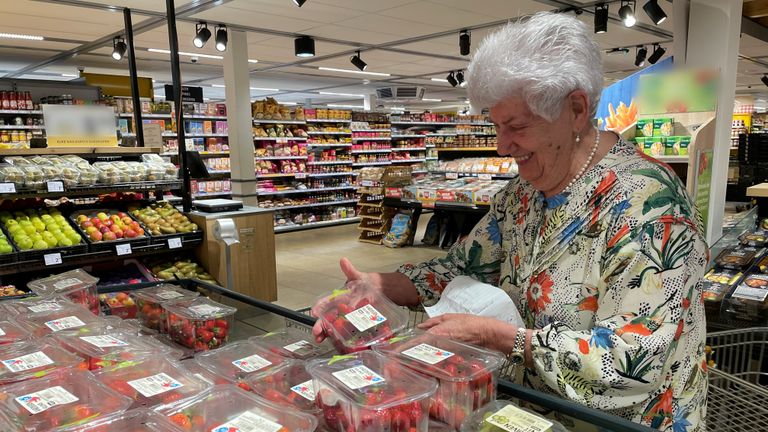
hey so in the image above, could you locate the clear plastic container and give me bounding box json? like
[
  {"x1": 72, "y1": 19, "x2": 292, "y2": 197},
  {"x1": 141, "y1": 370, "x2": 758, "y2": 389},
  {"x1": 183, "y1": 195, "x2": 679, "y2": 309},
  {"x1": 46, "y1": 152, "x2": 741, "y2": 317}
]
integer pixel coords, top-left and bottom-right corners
[
  {"x1": 0, "y1": 164, "x2": 24, "y2": 187},
  {"x1": 308, "y1": 351, "x2": 438, "y2": 432},
  {"x1": 0, "y1": 320, "x2": 32, "y2": 345},
  {"x1": 314, "y1": 286, "x2": 408, "y2": 353},
  {"x1": 180, "y1": 358, "x2": 230, "y2": 387},
  {"x1": 459, "y1": 400, "x2": 567, "y2": 432},
  {"x1": 94, "y1": 162, "x2": 122, "y2": 185},
  {"x1": 131, "y1": 284, "x2": 199, "y2": 333},
  {"x1": 27, "y1": 269, "x2": 101, "y2": 315},
  {"x1": 251, "y1": 327, "x2": 334, "y2": 360},
  {"x1": 1, "y1": 296, "x2": 74, "y2": 316},
  {"x1": 62, "y1": 408, "x2": 183, "y2": 432},
  {"x1": 145, "y1": 163, "x2": 167, "y2": 182},
  {"x1": 156, "y1": 384, "x2": 317, "y2": 432},
  {"x1": 15, "y1": 303, "x2": 105, "y2": 338},
  {"x1": 0, "y1": 369, "x2": 131, "y2": 431},
  {"x1": 373, "y1": 329, "x2": 504, "y2": 429},
  {"x1": 58, "y1": 163, "x2": 81, "y2": 188},
  {"x1": 51, "y1": 327, "x2": 180, "y2": 370},
  {"x1": 195, "y1": 340, "x2": 287, "y2": 391},
  {"x1": 0, "y1": 340, "x2": 84, "y2": 385},
  {"x1": 76, "y1": 164, "x2": 100, "y2": 186},
  {"x1": 164, "y1": 297, "x2": 236, "y2": 352},
  {"x1": 94, "y1": 357, "x2": 211, "y2": 409},
  {"x1": 20, "y1": 165, "x2": 44, "y2": 188},
  {"x1": 247, "y1": 359, "x2": 321, "y2": 415},
  {"x1": 99, "y1": 291, "x2": 137, "y2": 319}
]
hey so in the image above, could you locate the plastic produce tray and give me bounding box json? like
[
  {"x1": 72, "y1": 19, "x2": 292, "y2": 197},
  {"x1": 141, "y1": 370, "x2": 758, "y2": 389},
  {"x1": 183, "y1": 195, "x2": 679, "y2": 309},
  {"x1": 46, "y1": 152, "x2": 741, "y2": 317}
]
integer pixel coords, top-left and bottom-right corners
[{"x1": 69, "y1": 208, "x2": 150, "y2": 253}]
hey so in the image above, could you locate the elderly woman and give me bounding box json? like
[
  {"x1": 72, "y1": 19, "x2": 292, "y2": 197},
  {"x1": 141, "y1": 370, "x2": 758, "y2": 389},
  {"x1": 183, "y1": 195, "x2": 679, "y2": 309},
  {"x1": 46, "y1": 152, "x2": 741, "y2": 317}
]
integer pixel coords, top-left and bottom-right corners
[{"x1": 313, "y1": 12, "x2": 708, "y2": 431}]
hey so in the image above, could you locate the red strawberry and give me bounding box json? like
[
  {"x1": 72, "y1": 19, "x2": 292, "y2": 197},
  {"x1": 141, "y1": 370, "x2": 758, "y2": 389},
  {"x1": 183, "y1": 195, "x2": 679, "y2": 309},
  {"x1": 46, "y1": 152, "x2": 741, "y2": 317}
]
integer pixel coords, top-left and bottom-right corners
[
  {"x1": 214, "y1": 319, "x2": 229, "y2": 329},
  {"x1": 198, "y1": 329, "x2": 214, "y2": 343},
  {"x1": 205, "y1": 320, "x2": 215, "y2": 330},
  {"x1": 213, "y1": 326, "x2": 227, "y2": 339},
  {"x1": 355, "y1": 299, "x2": 370, "y2": 309}
]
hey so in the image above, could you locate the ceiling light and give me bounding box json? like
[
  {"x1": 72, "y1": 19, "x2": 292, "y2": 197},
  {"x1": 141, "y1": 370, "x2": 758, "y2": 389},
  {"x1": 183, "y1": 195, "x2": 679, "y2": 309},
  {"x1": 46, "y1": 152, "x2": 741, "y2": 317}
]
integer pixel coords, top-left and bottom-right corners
[
  {"x1": 350, "y1": 51, "x2": 367, "y2": 71},
  {"x1": 0, "y1": 32, "x2": 44, "y2": 41},
  {"x1": 112, "y1": 36, "x2": 127, "y2": 61},
  {"x1": 215, "y1": 24, "x2": 227, "y2": 52},
  {"x1": 647, "y1": 44, "x2": 666, "y2": 64},
  {"x1": 456, "y1": 71, "x2": 465, "y2": 87},
  {"x1": 193, "y1": 22, "x2": 211, "y2": 48},
  {"x1": 319, "y1": 92, "x2": 365, "y2": 97},
  {"x1": 251, "y1": 87, "x2": 280, "y2": 92},
  {"x1": 148, "y1": 48, "x2": 224, "y2": 60},
  {"x1": 317, "y1": 67, "x2": 390, "y2": 77},
  {"x1": 327, "y1": 104, "x2": 363, "y2": 109},
  {"x1": 61, "y1": 73, "x2": 78, "y2": 78},
  {"x1": 643, "y1": 0, "x2": 667, "y2": 25},
  {"x1": 211, "y1": 84, "x2": 225, "y2": 88},
  {"x1": 635, "y1": 46, "x2": 647, "y2": 67},
  {"x1": 447, "y1": 72, "x2": 458, "y2": 87},
  {"x1": 619, "y1": 1, "x2": 637, "y2": 27},
  {"x1": 761, "y1": 75, "x2": 768, "y2": 87},
  {"x1": 278, "y1": 101, "x2": 298, "y2": 105},
  {"x1": 293, "y1": 0, "x2": 307, "y2": 6},
  {"x1": 459, "y1": 30, "x2": 471, "y2": 56},
  {"x1": 422, "y1": 98, "x2": 442, "y2": 102},
  {"x1": 295, "y1": 36, "x2": 315, "y2": 57},
  {"x1": 594, "y1": 3, "x2": 609, "y2": 34},
  {"x1": 248, "y1": 59, "x2": 259, "y2": 64},
  {"x1": 431, "y1": 78, "x2": 449, "y2": 83}
]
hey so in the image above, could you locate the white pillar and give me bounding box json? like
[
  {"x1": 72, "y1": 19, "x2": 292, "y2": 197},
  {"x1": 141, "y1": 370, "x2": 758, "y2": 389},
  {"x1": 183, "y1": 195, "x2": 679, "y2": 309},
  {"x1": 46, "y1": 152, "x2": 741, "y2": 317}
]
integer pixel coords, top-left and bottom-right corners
[
  {"x1": 223, "y1": 30, "x2": 257, "y2": 206},
  {"x1": 672, "y1": 0, "x2": 690, "y2": 65},
  {"x1": 685, "y1": 0, "x2": 742, "y2": 243}
]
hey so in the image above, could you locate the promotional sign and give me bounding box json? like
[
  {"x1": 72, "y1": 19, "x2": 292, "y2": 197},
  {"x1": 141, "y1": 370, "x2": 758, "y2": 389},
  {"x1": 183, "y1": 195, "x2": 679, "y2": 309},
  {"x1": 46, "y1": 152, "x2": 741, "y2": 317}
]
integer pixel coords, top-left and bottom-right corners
[
  {"x1": 164, "y1": 85, "x2": 203, "y2": 103},
  {"x1": 43, "y1": 105, "x2": 118, "y2": 147},
  {"x1": 637, "y1": 69, "x2": 719, "y2": 115},
  {"x1": 694, "y1": 149, "x2": 713, "y2": 229}
]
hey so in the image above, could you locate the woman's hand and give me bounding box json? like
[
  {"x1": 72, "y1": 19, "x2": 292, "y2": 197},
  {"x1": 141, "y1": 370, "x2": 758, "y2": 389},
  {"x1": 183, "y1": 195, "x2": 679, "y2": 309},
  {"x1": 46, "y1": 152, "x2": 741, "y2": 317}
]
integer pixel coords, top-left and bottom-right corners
[{"x1": 417, "y1": 313, "x2": 516, "y2": 352}]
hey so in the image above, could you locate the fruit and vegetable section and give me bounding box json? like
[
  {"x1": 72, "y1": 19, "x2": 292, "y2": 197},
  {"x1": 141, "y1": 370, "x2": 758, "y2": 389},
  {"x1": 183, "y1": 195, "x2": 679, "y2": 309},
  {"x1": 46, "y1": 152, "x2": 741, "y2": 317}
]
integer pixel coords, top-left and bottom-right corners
[{"x1": 0, "y1": 271, "x2": 646, "y2": 431}]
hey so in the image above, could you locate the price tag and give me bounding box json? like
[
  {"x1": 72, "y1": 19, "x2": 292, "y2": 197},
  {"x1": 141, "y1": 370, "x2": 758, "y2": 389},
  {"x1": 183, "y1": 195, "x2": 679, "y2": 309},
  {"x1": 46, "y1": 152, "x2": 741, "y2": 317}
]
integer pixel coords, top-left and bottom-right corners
[
  {"x1": 43, "y1": 253, "x2": 62, "y2": 266},
  {"x1": 361, "y1": 180, "x2": 374, "y2": 187},
  {"x1": 46, "y1": 181, "x2": 64, "y2": 192},
  {"x1": 167, "y1": 238, "x2": 182, "y2": 249},
  {"x1": 294, "y1": 172, "x2": 307, "y2": 179},
  {"x1": 478, "y1": 173, "x2": 493, "y2": 180},
  {"x1": 445, "y1": 172, "x2": 458, "y2": 180},
  {"x1": 115, "y1": 243, "x2": 132, "y2": 256},
  {"x1": 0, "y1": 183, "x2": 16, "y2": 193}
]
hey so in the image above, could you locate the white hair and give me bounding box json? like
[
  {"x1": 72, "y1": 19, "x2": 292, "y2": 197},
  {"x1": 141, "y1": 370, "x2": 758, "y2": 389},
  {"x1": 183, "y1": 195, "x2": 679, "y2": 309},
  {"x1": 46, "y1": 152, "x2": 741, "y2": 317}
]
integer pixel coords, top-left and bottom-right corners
[{"x1": 467, "y1": 12, "x2": 604, "y2": 121}]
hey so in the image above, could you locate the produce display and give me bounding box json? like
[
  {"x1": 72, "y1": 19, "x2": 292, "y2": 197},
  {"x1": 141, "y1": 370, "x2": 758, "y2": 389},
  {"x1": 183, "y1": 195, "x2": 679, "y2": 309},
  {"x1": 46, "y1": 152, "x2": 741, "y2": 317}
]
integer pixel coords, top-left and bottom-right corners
[
  {"x1": 27, "y1": 268, "x2": 100, "y2": 315},
  {"x1": 0, "y1": 369, "x2": 132, "y2": 431},
  {"x1": 164, "y1": 297, "x2": 236, "y2": 352},
  {"x1": 459, "y1": 400, "x2": 565, "y2": 432},
  {"x1": 308, "y1": 351, "x2": 438, "y2": 432},
  {"x1": 99, "y1": 292, "x2": 137, "y2": 319},
  {"x1": 180, "y1": 358, "x2": 230, "y2": 387},
  {"x1": 149, "y1": 259, "x2": 217, "y2": 283},
  {"x1": 72, "y1": 210, "x2": 146, "y2": 243},
  {"x1": 246, "y1": 359, "x2": 320, "y2": 415},
  {"x1": 68, "y1": 408, "x2": 182, "y2": 432},
  {"x1": 158, "y1": 384, "x2": 317, "y2": 432},
  {"x1": 251, "y1": 327, "x2": 333, "y2": 360},
  {"x1": 0, "y1": 340, "x2": 84, "y2": 385},
  {"x1": 131, "y1": 284, "x2": 199, "y2": 332},
  {"x1": 314, "y1": 286, "x2": 408, "y2": 353},
  {"x1": 15, "y1": 303, "x2": 105, "y2": 338},
  {"x1": 0, "y1": 319, "x2": 31, "y2": 345},
  {"x1": 1, "y1": 208, "x2": 83, "y2": 251},
  {"x1": 94, "y1": 357, "x2": 210, "y2": 409},
  {"x1": 129, "y1": 202, "x2": 199, "y2": 236},
  {"x1": 0, "y1": 297, "x2": 73, "y2": 316},
  {"x1": 194, "y1": 340, "x2": 285, "y2": 390},
  {"x1": 0, "y1": 285, "x2": 26, "y2": 297},
  {"x1": 51, "y1": 327, "x2": 173, "y2": 371},
  {"x1": 373, "y1": 329, "x2": 504, "y2": 428}
]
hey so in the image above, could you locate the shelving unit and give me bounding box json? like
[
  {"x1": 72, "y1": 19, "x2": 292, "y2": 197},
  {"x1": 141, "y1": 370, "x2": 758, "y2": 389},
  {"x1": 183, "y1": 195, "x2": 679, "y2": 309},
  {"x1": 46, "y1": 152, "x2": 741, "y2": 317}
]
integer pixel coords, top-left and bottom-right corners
[
  {"x1": 0, "y1": 108, "x2": 45, "y2": 147},
  {"x1": 355, "y1": 169, "x2": 390, "y2": 244}
]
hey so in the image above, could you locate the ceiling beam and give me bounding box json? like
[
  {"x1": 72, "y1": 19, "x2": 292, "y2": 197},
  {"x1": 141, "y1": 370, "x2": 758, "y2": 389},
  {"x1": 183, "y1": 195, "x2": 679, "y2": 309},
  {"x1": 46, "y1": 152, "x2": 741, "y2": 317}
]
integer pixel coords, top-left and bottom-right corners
[
  {"x1": 742, "y1": 16, "x2": 768, "y2": 45},
  {"x1": 744, "y1": 0, "x2": 768, "y2": 19}
]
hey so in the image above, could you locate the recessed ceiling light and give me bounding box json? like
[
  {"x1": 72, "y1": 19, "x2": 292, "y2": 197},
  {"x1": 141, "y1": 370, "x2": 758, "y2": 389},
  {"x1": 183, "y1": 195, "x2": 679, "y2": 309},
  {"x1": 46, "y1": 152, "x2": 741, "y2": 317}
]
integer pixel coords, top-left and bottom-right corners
[
  {"x1": 431, "y1": 78, "x2": 449, "y2": 83},
  {"x1": 327, "y1": 104, "x2": 363, "y2": 108},
  {"x1": 319, "y1": 91, "x2": 364, "y2": 97},
  {"x1": 248, "y1": 59, "x2": 258, "y2": 64},
  {"x1": 148, "y1": 48, "x2": 223, "y2": 60},
  {"x1": 422, "y1": 98, "x2": 442, "y2": 102},
  {"x1": 0, "y1": 33, "x2": 44, "y2": 41},
  {"x1": 211, "y1": 84, "x2": 226, "y2": 88},
  {"x1": 278, "y1": 101, "x2": 298, "y2": 105},
  {"x1": 318, "y1": 67, "x2": 390, "y2": 77},
  {"x1": 251, "y1": 87, "x2": 280, "y2": 92}
]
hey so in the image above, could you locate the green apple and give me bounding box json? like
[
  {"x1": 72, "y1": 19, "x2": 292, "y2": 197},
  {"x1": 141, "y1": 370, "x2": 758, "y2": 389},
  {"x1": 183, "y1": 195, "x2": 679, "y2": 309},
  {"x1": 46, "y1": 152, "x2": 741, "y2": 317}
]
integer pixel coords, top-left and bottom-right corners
[
  {"x1": 58, "y1": 237, "x2": 73, "y2": 247},
  {"x1": 16, "y1": 237, "x2": 33, "y2": 250},
  {"x1": 32, "y1": 240, "x2": 48, "y2": 250},
  {"x1": 0, "y1": 243, "x2": 12, "y2": 254}
]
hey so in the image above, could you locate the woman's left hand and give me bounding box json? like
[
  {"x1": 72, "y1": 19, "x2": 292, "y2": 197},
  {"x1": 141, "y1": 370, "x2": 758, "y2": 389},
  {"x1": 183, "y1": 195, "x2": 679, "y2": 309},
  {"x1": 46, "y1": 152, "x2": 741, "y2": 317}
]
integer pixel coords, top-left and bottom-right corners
[{"x1": 417, "y1": 313, "x2": 513, "y2": 350}]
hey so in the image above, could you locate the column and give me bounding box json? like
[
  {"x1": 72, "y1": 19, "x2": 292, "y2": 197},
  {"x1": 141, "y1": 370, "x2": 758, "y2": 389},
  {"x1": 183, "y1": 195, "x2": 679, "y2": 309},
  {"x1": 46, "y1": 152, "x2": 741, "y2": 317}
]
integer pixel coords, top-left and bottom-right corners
[
  {"x1": 685, "y1": 0, "x2": 743, "y2": 242},
  {"x1": 223, "y1": 29, "x2": 257, "y2": 206}
]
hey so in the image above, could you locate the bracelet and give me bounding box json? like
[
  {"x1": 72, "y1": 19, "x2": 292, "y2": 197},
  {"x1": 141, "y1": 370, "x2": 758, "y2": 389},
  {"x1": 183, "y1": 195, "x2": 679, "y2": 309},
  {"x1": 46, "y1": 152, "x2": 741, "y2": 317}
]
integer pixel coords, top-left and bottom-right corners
[{"x1": 507, "y1": 327, "x2": 527, "y2": 365}]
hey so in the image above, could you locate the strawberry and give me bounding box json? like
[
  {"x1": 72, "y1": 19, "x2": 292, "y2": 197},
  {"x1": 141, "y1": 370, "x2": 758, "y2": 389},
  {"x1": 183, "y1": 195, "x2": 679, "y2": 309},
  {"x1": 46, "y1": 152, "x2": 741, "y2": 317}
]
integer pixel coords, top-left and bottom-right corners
[
  {"x1": 169, "y1": 413, "x2": 192, "y2": 430},
  {"x1": 214, "y1": 319, "x2": 229, "y2": 329},
  {"x1": 205, "y1": 320, "x2": 215, "y2": 330},
  {"x1": 198, "y1": 329, "x2": 214, "y2": 343},
  {"x1": 213, "y1": 326, "x2": 227, "y2": 339}
]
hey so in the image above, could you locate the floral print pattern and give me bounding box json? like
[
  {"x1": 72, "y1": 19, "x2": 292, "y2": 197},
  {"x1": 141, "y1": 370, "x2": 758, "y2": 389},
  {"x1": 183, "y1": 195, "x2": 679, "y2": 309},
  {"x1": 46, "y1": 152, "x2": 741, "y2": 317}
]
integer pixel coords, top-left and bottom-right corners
[{"x1": 398, "y1": 139, "x2": 708, "y2": 430}]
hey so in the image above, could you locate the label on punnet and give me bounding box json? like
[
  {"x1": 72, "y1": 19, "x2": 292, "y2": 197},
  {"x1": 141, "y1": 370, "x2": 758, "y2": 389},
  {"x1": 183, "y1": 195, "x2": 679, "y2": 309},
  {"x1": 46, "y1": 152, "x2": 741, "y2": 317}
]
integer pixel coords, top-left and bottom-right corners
[
  {"x1": 231, "y1": 354, "x2": 272, "y2": 373},
  {"x1": 344, "y1": 304, "x2": 387, "y2": 332},
  {"x1": 211, "y1": 410, "x2": 283, "y2": 432},
  {"x1": 332, "y1": 366, "x2": 386, "y2": 390},
  {"x1": 44, "y1": 316, "x2": 86, "y2": 332},
  {"x1": 402, "y1": 343, "x2": 455, "y2": 365},
  {"x1": 290, "y1": 379, "x2": 316, "y2": 401},
  {"x1": 2, "y1": 351, "x2": 54, "y2": 373},
  {"x1": 127, "y1": 372, "x2": 184, "y2": 398},
  {"x1": 16, "y1": 386, "x2": 78, "y2": 415}
]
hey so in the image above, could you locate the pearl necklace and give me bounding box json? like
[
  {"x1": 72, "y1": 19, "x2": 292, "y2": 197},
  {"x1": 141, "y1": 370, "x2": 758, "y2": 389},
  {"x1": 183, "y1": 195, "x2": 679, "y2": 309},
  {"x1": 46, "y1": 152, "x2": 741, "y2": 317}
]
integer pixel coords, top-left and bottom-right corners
[{"x1": 564, "y1": 130, "x2": 600, "y2": 192}]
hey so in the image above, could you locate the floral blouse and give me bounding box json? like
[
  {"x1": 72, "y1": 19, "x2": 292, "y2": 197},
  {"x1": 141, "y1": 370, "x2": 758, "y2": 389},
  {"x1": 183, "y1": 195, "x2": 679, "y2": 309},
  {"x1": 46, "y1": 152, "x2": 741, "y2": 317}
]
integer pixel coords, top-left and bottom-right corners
[{"x1": 399, "y1": 139, "x2": 709, "y2": 431}]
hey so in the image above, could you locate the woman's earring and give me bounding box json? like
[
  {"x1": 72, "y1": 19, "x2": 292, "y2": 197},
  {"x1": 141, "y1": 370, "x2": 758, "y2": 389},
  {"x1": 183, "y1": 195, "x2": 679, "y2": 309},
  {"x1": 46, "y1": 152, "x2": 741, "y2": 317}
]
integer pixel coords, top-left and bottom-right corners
[{"x1": 575, "y1": 134, "x2": 581, "y2": 144}]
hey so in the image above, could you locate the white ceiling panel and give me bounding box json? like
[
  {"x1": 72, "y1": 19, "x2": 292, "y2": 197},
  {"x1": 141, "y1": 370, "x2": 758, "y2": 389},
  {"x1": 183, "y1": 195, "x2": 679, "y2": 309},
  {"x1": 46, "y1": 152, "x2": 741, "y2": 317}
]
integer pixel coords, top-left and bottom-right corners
[
  {"x1": 192, "y1": 0, "x2": 366, "y2": 25},
  {"x1": 306, "y1": 0, "x2": 420, "y2": 13}
]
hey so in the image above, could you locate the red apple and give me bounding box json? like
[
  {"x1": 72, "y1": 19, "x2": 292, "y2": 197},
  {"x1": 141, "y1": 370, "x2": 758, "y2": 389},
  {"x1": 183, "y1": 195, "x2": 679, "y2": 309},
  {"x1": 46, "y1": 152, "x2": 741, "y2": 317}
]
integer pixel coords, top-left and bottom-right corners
[
  {"x1": 104, "y1": 219, "x2": 113, "y2": 227},
  {"x1": 100, "y1": 226, "x2": 110, "y2": 234},
  {"x1": 113, "y1": 229, "x2": 124, "y2": 239},
  {"x1": 76, "y1": 215, "x2": 88, "y2": 224},
  {"x1": 90, "y1": 217, "x2": 101, "y2": 227},
  {"x1": 117, "y1": 212, "x2": 128, "y2": 219},
  {"x1": 85, "y1": 226, "x2": 97, "y2": 234},
  {"x1": 110, "y1": 224, "x2": 121, "y2": 233},
  {"x1": 124, "y1": 228, "x2": 137, "y2": 238},
  {"x1": 103, "y1": 231, "x2": 116, "y2": 241},
  {"x1": 81, "y1": 221, "x2": 93, "y2": 229},
  {"x1": 121, "y1": 217, "x2": 133, "y2": 226},
  {"x1": 89, "y1": 231, "x2": 103, "y2": 242}
]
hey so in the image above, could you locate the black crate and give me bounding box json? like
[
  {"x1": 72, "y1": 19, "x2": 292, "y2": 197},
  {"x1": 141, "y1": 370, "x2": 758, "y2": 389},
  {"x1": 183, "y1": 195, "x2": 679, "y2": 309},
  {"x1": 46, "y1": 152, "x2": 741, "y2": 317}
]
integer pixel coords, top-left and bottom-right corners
[{"x1": 147, "y1": 230, "x2": 203, "y2": 248}]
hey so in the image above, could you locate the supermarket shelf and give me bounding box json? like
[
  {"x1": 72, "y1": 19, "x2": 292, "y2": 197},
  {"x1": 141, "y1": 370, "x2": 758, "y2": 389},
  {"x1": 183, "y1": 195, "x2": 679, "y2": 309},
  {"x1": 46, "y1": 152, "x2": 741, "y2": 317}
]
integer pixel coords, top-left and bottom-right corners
[
  {"x1": 357, "y1": 202, "x2": 383, "y2": 208},
  {"x1": 0, "y1": 180, "x2": 182, "y2": 200},
  {"x1": 193, "y1": 191, "x2": 231, "y2": 198},
  {"x1": 412, "y1": 170, "x2": 428, "y2": 174},
  {"x1": 255, "y1": 156, "x2": 308, "y2": 161},
  {"x1": 352, "y1": 161, "x2": 391, "y2": 167},
  {"x1": 306, "y1": 143, "x2": 352, "y2": 148},
  {"x1": 358, "y1": 227, "x2": 386, "y2": 233},
  {"x1": 426, "y1": 157, "x2": 439, "y2": 160},
  {"x1": 352, "y1": 129, "x2": 390, "y2": 133},
  {"x1": 436, "y1": 147, "x2": 498, "y2": 151},
  {"x1": 123, "y1": 132, "x2": 178, "y2": 138},
  {"x1": 253, "y1": 136, "x2": 307, "y2": 141},
  {"x1": 655, "y1": 155, "x2": 689, "y2": 163},
  {"x1": 306, "y1": 119, "x2": 352, "y2": 123},
  {"x1": 256, "y1": 173, "x2": 298, "y2": 178},
  {"x1": 351, "y1": 149, "x2": 391, "y2": 154},
  {"x1": 307, "y1": 131, "x2": 351, "y2": 135},
  {"x1": 357, "y1": 238, "x2": 382, "y2": 244},
  {"x1": 391, "y1": 135, "x2": 425, "y2": 139},
  {"x1": 161, "y1": 151, "x2": 230, "y2": 157},
  {"x1": 359, "y1": 214, "x2": 384, "y2": 220},
  {"x1": 457, "y1": 122, "x2": 495, "y2": 126},
  {"x1": 0, "y1": 125, "x2": 44, "y2": 130},
  {"x1": 187, "y1": 133, "x2": 229, "y2": 138},
  {"x1": 257, "y1": 186, "x2": 356, "y2": 195},
  {"x1": 456, "y1": 132, "x2": 497, "y2": 136},
  {"x1": 0, "y1": 147, "x2": 162, "y2": 156},
  {"x1": 186, "y1": 114, "x2": 228, "y2": 120},
  {"x1": 307, "y1": 172, "x2": 356, "y2": 177},
  {"x1": 253, "y1": 119, "x2": 305, "y2": 125},
  {"x1": 425, "y1": 133, "x2": 456, "y2": 137},
  {"x1": 205, "y1": 170, "x2": 231, "y2": 175},
  {"x1": 391, "y1": 147, "x2": 426, "y2": 152},
  {"x1": 391, "y1": 158, "x2": 426, "y2": 163},
  {"x1": 306, "y1": 160, "x2": 353, "y2": 166},
  {"x1": 390, "y1": 121, "x2": 456, "y2": 126},
  {"x1": 274, "y1": 217, "x2": 360, "y2": 233},
  {"x1": 352, "y1": 137, "x2": 391, "y2": 141},
  {"x1": 261, "y1": 199, "x2": 357, "y2": 211},
  {"x1": 119, "y1": 113, "x2": 170, "y2": 119},
  {"x1": 0, "y1": 110, "x2": 43, "y2": 115}
]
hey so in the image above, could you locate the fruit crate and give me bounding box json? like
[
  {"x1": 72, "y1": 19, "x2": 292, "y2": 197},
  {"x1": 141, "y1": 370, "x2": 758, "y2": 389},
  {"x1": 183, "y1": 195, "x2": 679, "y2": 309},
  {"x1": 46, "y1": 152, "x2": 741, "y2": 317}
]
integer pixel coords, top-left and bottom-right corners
[
  {"x1": 8, "y1": 235, "x2": 86, "y2": 263},
  {"x1": 0, "y1": 225, "x2": 17, "y2": 265},
  {"x1": 146, "y1": 229, "x2": 203, "y2": 248},
  {"x1": 69, "y1": 208, "x2": 151, "y2": 253}
]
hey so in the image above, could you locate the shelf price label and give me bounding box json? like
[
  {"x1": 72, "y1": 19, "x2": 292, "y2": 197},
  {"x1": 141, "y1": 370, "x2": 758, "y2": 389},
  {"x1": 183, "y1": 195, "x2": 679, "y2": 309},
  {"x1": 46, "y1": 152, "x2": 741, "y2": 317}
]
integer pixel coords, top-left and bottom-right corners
[
  {"x1": 361, "y1": 180, "x2": 374, "y2": 187},
  {"x1": 0, "y1": 183, "x2": 16, "y2": 193},
  {"x1": 115, "y1": 243, "x2": 132, "y2": 256},
  {"x1": 167, "y1": 237, "x2": 182, "y2": 249},
  {"x1": 445, "y1": 172, "x2": 459, "y2": 180},
  {"x1": 43, "y1": 253, "x2": 62, "y2": 266},
  {"x1": 46, "y1": 181, "x2": 64, "y2": 193},
  {"x1": 294, "y1": 173, "x2": 307, "y2": 179},
  {"x1": 478, "y1": 173, "x2": 493, "y2": 180}
]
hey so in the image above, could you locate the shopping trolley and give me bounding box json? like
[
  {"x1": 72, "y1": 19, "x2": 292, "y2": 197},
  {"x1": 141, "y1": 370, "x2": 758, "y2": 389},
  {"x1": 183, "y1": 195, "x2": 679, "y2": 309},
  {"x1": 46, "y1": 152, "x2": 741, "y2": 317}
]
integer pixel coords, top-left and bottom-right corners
[{"x1": 706, "y1": 328, "x2": 768, "y2": 432}]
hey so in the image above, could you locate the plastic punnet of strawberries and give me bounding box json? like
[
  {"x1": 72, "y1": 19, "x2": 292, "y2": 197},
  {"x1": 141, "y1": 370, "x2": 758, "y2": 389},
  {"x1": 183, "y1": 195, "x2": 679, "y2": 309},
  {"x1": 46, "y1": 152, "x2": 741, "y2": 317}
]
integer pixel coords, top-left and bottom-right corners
[
  {"x1": 0, "y1": 319, "x2": 32, "y2": 346},
  {"x1": 156, "y1": 384, "x2": 317, "y2": 432},
  {"x1": 0, "y1": 340, "x2": 84, "y2": 386},
  {"x1": 250, "y1": 327, "x2": 334, "y2": 360},
  {"x1": 373, "y1": 329, "x2": 504, "y2": 429},
  {"x1": 27, "y1": 268, "x2": 101, "y2": 316},
  {"x1": 314, "y1": 285, "x2": 408, "y2": 354},
  {"x1": 246, "y1": 359, "x2": 321, "y2": 415},
  {"x1": 163, "y1": 297, "x2": 236, "y2": 352},
  {"x1": 195, "y1": 340, "x2": 287, "y2": 392},
  {"x1": 14, "y1": 303, "x2": 106, "y2": 339},
  {"x1": 61, "y1": 408, "x2": 182, "y2": 432},
  {"x1": 307, "y1": 351, "x2": 438, "y2": 432},
  {"x1": 131, "y1": 284, "x2": 199, "y2": 333}
]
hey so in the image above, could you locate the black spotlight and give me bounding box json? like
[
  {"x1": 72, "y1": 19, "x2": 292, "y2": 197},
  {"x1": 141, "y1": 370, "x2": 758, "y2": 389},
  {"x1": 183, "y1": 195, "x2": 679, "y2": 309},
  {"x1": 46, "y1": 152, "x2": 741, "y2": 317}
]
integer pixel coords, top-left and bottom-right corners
[
  {"x1": 350, "y1": 51, "x2": 367, "y2": 71},
  {"x1": 619, "y1": 1, "x2": 637, "y2": 27},
  {"x1": 643, "y1": 0, "x2": 667, "y2": 25},
  {"x1": 761, "y1": 74, "x2": 768, "y2": 87},
  {"x1": 594, "y1": 3, "x2": 609, "y2": 34},
  {"x1": 293, "y1": 0, "x2": 307, "y2": 6},
  {"x1": 215, "y1": 24, "x2": 227, "y2": 52},
  {"x1": 447, "y1": 71, "x2": 458, "y2": 87},
  {"x1": 456, "y1": 71, "x2": 465, "y2": 87},
  {"x1": 295, "y1": 36, "x2": 315, "y2": 57},
  {"x1": 193, "y1": 22, "x2": 211, "y2": 48},
  {"x1": 459, "y1": 30, "x2": 470, "y2": 56},
  {"x1": 647, "y1": 44, "x2": 666, "y2": 64},
  {"x1": 635, "y1": 46, "x2": 648, "y2": 67},
  {"x1": 112, "y1": 36, "x2": 127, "y2": 61}
]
